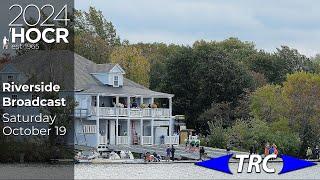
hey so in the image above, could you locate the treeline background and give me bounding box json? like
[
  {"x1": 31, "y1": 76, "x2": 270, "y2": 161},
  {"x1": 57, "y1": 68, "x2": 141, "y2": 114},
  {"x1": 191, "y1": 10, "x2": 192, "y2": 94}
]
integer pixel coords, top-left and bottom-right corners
[{"x1": 5, "y1": 7, "x2": 320, "y2": 157}]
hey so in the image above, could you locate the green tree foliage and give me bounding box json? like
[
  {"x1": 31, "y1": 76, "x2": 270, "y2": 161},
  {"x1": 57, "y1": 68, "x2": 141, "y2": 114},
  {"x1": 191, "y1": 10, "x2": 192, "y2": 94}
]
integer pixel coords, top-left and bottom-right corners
[
  {"x1": 283, "y1": 72, "x2": 320, "y2": 155},
  {"x1": 161, "y1": 41, "x2": 255, "y2": 131},
  {"x1": 162, "y1": 46, "x2": 199, "y2": 127},
  {"x1": 311, "y1": 54, "x2": 320, "y2": 73},
  {"x1": 250, "y1": 84, "x2": 287, "y2": 123},
  {"x1": 207, "y1": 120, "x2": 227, "y2": 148},
  {"x1": 193, "y1": 41, "x2": 254, "y2": 109},
  {"x1": 110, "y1": 46, "x2": 150, "y2": 87},
  {"x1": 247, "y1": 72, "x2": 319, "y2": 156},
  {"x1": 209, "y1": 118, "x2": 301, "y2": 156},
  {"x1": 74, "y1": 7, "x2": 121, "y2": 63},
  {"x1": 198, "y1": 102, "x2": 233, "y2": 134},
  {"x1": 132, "y1": 43, "x2": 181, "y2": 91}
]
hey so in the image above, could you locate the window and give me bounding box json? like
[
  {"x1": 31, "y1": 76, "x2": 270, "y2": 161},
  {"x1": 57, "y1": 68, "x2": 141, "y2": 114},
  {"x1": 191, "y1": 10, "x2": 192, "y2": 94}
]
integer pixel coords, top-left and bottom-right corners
[
  {"x1": 92, "y1": 96, "x2": 97, "y2": 106},
  {"x1": 114, "y1": 75, "x2": 119, "y2": 87},
  {"x1": 7, "y1": 75, "x2": 14, "y2": 83}
]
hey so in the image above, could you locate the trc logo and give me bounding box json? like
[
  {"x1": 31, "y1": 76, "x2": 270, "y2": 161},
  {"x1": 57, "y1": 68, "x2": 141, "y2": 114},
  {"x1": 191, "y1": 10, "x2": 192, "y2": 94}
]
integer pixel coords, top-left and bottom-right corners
[
  {"x1": 236, "y1": 154, "x2": 277, "y2": 173},
  {"x1": 195, "y1": 154, "x2": 317, "y2": 175}
]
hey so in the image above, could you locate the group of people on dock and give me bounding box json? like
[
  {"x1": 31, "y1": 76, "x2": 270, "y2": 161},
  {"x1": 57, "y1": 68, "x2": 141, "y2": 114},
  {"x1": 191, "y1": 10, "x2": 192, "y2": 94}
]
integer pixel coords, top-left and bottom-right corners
[
  {"x1": 306, "y1": 146, "x2": 319, "y2": 160},
  {"x1": 166, "y1": 145, "x2": 176, "y2": 161},
  {"x1": 263, "y1": 143, "x2": 279, "y2": 157},
  {"x1": 143, "y1": 145, "x2": 176, "y2": 162}
]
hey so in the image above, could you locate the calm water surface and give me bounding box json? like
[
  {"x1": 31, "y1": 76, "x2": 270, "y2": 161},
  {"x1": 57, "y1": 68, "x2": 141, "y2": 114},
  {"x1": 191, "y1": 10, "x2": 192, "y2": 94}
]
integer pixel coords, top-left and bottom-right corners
[
  {"x1": 0, "y1": 163, "x2": 319, "y2": 179},
  {"x1": 75, "y1": 162, "x2": 320, "y2": 179}
]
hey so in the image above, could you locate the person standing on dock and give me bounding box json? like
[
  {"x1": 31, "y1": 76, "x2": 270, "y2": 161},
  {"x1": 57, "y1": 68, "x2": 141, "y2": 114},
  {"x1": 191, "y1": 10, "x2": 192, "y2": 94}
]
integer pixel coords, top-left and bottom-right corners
[
  {"x1": 315, "y1": 146, "x2": 319, "y2": 159},
  {"x1": 171, "y1": 145, "x2": 176, "y2": 161},
  {"x1": 306, "y1": 147, "x2": 313, "y2": 159},
  {"x1": 166, "y1": 146, "x2": 171, "y2": 162},
  {"x1": 199, "y1": 147, "x2": 205, "y2": 161}
]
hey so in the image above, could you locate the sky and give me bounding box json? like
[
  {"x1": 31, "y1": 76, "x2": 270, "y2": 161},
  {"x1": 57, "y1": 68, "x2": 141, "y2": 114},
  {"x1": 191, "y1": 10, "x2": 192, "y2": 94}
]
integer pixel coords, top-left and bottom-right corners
[{"x1": 76, "y1": 0, "x2": 320, "y2": 57}]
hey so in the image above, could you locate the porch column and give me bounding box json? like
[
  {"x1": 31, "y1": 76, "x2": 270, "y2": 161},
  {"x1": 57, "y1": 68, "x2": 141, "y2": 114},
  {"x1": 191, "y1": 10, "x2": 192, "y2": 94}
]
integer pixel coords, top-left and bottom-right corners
[
  {"x1": 127, "y1": 96, "x2": 130, "y2": 116},
  {"x1": 140, "y1": 96, "x2": 144, "y2": 106},
  {"x1": 127, "y1": 119, "x2": 131, "y2": 145},
  {"x1": 169, "y1": 97, "x2": 173, "y2": 144},
  {"x1": 140, "y1": 119, "x2": 143, "y2": 145},
  {"x1": 96, "y1": 94, "x2": 100, "y2": 146},
  {"x1": 169, "y1": 97, "x2": 172, "y2": 116},
  {"x1": 116, "y1": 96, "x2": 120, "y2": 104},
  {"x1": 151, "y1": 97, "x2": 154, "y2": 117},
  {"x1": 116, "y1": 118, "x2": 119, "y2": 145},
  {"x1": 116, "y1": 96, "x2": 119, "y2": 116},
  {"x1": 151, "y1": 119, "x2": 154, "y2": 144}
]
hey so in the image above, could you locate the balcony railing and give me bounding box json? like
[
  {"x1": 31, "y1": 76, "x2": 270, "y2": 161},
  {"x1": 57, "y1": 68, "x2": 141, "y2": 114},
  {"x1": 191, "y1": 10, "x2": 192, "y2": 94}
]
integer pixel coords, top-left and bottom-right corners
[
  {"x1": 99, "y1": 136, "x2": 107, "y2": 144},
  {"x1": 164, "y1": 136, "x2": 179, "y2": 145},
  {"x1": 142, "y1": 136, "x2": 152, "y2": 145},
  {"x1": 90, "y1": 107, "x2": 171, "y2": 118},
  {"x1": 117, "y1": 136, "x2": 129, "y2": 144}
]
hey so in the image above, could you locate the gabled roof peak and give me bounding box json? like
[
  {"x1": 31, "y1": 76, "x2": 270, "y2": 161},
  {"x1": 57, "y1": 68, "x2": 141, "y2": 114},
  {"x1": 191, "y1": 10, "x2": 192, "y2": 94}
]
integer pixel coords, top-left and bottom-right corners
[{"x1": 88, "y1": 63, "x2": 125, "y2": 74}]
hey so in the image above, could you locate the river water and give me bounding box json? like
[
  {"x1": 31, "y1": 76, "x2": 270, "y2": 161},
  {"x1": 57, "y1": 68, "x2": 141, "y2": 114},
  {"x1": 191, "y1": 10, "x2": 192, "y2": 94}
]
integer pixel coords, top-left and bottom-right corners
[
  {"x1": 75, "y1": 162, "x2": 320, "y2": 179},
  {"x1": 0, "y1": 163, "x2": 319, "y2": 179}
]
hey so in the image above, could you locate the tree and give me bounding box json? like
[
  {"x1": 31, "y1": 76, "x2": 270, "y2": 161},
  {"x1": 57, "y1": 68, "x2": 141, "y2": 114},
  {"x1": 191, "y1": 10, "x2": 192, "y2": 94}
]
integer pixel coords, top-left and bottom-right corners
[
  {"x1": 132, "y1": 43, "x2": 180, "y2": 91},
  {"x1": 198, "y1": 102, "x2": 234, "y2": 134},
  {"x1": 193, "y1": 41, "x2": 254, "y2": 117},
  {"x1": 207, "y1": 120, "x2": 227, "y2": 148},
  {"x1": 249, "y1": 72, "x2": 320, "y2": 156},
  {"x1": 75, "y1": 7, "x2": 120, "y2": 46},
  {"x1": 110, "y1": 46, "x2": 150, "y2": 87},
  {"x1": 74, "y1": 7, "x2": 121, "y2": 63},
  {"x1": 283, "y1": 72, "x2": 320, "y2": 156},
  {"x1": 246, "y1": 51, "x2": 281, "y2": 83},
  {"x1": 216, "y1": 37, "x2": 257, "y2": 63},
  {"x1": 161, "y1": 46, "x2": 199, "y2": 128},
  {"x1": 310, "y1": 54, "x2": 320, "y2": 73},
  {"x1": 250, "y1": 84, "x2": 287, "y2": 123}
]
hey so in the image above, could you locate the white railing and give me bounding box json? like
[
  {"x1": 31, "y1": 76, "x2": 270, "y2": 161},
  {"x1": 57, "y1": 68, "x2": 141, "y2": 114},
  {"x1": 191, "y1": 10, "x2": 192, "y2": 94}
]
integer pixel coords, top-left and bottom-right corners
[
  {"x1": 153, "y1": 108, "x2": 170, "y2": 118},
  {"x1": 117, "y1": 136, "x2": 129, "y2": 145},
  {"x1": 90, "y1": 107, "x2": 170, "y2": 118},
  {"x1": 118, "y1": 108, "x2": 128, "y2": 116},
  {"x1": 164, "y1": 136, "x2": 179, "y2": 145},
  {"x1": 142, "y1": 136, "x2": 152, "y2": 145},
  {"x1": 142, "y1": 108, "x2": 152, "y2": 117},
  {"x1": 99, "y1": 136, "x2": 107, "y2": 144},
  {"x1": 81, "y1": 125, "x2": 97, "y2": 134},
  {"x1": 130, "y1": 108, "x2": 141, "y2": 117},
  {"x1": 99, "y1": 107, "x2": 116, "y2": 116}
]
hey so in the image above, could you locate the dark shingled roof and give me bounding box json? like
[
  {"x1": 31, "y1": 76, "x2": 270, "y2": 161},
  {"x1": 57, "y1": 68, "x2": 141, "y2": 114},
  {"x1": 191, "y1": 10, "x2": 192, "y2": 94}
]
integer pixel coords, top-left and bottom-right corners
[
  {"x1": 88, "y1": 63, "x2": 117, "y2": 73},
  {"x1": 8, "y1": 50, "x2": 173, "y2": 98}
]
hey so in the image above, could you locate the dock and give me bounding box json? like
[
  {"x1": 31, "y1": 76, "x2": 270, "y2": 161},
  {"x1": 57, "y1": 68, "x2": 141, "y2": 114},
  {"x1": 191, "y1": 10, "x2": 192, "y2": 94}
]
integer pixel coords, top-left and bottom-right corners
[{"x1": 105, "y1": 144, "x2": 247, "y2": 160}]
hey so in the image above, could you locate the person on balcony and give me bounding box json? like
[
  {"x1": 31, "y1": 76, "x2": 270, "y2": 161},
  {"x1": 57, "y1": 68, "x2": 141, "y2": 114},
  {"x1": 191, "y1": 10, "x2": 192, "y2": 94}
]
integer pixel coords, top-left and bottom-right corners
[{"x1": 131, "y1": 101, "x2": 138, "y2": 108}]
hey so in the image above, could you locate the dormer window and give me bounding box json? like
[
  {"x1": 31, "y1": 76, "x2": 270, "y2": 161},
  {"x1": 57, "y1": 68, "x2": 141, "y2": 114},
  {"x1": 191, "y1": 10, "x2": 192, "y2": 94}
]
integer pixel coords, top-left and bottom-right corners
[
  {"x1": 114, "y1": 75, "x2": 119, "y2": 87},
  {"x1": 7, "y1": 75, "x2": 14, "y2": 83}
]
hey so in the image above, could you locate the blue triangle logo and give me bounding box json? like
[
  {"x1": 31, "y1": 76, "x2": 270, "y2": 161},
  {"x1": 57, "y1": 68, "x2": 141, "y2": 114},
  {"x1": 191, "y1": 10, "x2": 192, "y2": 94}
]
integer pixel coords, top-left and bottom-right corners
[
  {"x1": 279, "y1": 155, "x2": 317, "y2": 174},
  {"x1": 195, "y1": 154, "x2": 233, "y2": 174}
]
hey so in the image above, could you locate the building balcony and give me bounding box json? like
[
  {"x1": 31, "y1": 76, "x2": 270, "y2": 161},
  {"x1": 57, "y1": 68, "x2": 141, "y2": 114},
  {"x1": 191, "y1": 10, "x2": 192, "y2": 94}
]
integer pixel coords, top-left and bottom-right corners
[
  {"x1": 99, "y1": 135, "x2": 179, "y2": 145},
  {"x1": 89, "y1": 107, "x2": 171, "y2": 118}
]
